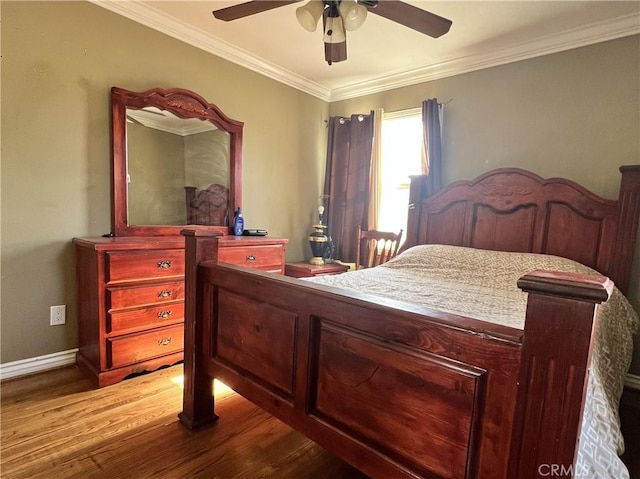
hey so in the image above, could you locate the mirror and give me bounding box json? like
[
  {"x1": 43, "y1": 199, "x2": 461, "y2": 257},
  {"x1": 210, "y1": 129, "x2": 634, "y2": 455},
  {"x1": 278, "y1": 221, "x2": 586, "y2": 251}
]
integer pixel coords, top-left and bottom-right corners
[{"x1": 111, "y1": 87, "x2": 243, "y2": 236}]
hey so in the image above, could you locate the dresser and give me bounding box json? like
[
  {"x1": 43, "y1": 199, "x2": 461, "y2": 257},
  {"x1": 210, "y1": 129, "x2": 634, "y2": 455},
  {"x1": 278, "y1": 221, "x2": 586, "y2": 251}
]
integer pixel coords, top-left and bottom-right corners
[{"x1": 73, "y1": 235, "x2": 287, "y2": 387}]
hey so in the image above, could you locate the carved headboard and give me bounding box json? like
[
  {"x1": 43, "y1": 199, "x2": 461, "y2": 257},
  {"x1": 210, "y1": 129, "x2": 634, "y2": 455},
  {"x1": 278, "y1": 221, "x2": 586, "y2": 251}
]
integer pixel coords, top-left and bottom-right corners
[
  {"x1": 185, "y1": 183, "x2": 229, "y2": 226},
  {"x1": 406, "y1": 166, "x2": 640, "y2": 294}
]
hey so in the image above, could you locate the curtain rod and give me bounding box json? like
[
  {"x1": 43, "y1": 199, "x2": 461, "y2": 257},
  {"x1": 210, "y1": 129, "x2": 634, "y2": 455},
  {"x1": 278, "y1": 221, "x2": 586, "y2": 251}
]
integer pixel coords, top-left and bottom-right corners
[
  {"x1": 327, "y1": 98, "x2": 453, "y2": 125},
  {"x1": 322, "y1": 113, "x2": 370, "y2": 126},
  {"x1": 383, "y1": 98, "x2": 453, "y2": 119},
  {"x1": 338, "y1": 114, "x2": 366, "y2": 124}
]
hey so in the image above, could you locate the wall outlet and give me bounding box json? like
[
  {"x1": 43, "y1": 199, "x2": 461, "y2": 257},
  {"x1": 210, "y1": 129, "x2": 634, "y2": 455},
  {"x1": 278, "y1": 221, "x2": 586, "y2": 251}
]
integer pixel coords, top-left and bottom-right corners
[{"x1": 50, "y1": 305, "x2": 66, "y2": 326}]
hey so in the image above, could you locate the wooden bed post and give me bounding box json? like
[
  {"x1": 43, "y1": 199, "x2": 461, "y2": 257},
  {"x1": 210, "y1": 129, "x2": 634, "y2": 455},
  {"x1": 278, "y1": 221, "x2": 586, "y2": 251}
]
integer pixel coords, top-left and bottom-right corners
[
  {"x1": 406, "y1": 175, "x2": 428, "y2": 249},
  {"x1": 611, "y1": 165, "x2": 640, "y2": 295},
  {"x1": 178, "y1": 229, "x2": 222, "y2": 430},
  {"x1": 509, "y1": 270, "x2": 614, "y2": 479}
]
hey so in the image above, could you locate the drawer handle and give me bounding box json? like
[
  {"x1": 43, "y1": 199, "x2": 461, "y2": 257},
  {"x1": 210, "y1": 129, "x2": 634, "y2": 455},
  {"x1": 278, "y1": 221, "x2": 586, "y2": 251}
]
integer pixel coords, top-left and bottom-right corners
[
  {"x1": 157, "y1": 310, "x2": 172, "y2": 319},
  {"x1": 157, "y1": 260, "x2": 173, "y2": 269},
  {"x1": 158, "y1": 337, "x2": 172, "y2": 346},
  {"x1": 157, "y1": 290, "x2": 173, "y2": 299},
  {"x1": 246, "y1": 255, "x2": 256, "y2": 263}
]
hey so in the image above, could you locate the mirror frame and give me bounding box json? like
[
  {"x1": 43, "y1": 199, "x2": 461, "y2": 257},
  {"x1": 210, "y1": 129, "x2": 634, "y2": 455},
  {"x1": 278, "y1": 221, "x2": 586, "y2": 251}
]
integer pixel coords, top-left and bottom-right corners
[{"x1": 111, "y1": 86, "x2": 243, "y2": 236}]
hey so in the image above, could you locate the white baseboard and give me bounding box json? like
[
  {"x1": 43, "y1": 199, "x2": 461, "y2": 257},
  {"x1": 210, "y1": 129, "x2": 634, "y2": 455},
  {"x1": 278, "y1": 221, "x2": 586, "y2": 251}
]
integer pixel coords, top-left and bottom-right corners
[
  {"x1": 625, "y1": 373, "x2": 640, "y2": 391},
  {"x1": 0, "y1": 349, "x2": 78, "y2": 381},
  {"x1": 1, "y1": 349, "x2": 639, "y2": 392}
]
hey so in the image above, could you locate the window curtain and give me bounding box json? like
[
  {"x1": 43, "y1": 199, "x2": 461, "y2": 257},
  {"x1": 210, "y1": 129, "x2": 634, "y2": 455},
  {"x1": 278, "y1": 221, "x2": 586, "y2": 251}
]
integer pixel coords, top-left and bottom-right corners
[
  {"x1": 324, "y1": 112, "x2": 375, "y2": 262},
  {"x1": 368, "y1": 108, "x2": 384, "y2": 231},
  {"x1": 421, "y1": 98, "x2": 443, "y2": 198}
]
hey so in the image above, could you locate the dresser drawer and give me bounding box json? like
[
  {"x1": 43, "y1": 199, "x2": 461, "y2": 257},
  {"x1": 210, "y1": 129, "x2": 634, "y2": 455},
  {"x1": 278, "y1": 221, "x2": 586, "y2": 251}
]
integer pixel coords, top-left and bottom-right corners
[
  {"x1": 107, "y1": 302, "x2": 184, "y2": 334},
  {"x1": 106, "y1": 250, "x2": 184, "y2": 283},
  {"x1": 218, "y1": 245, "x2": 284, "y2": 271},
  {"x1": 107, "y1": 324, "x2": 184, "y2": 369},
  {"x1": 107, "y1": 281, "x2": 185, "y2": 310}
]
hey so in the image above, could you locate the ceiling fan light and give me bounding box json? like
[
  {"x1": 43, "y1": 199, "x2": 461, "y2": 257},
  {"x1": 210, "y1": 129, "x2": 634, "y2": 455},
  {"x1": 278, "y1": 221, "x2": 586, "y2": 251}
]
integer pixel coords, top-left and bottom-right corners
[
  {"x1": 296, "y1": 1, "x2": 325, "y2": 32},
  {"x1": 339, "y1": 1, "x2": 367, "y2": 31},
  {"x1": 323, "y1": 15, "x2": 346, "y2": 44}
]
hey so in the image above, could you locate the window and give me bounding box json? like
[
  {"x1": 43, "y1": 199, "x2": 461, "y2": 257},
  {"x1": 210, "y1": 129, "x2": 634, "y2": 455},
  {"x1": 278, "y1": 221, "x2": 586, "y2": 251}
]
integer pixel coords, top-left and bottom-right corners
[{"x1": 377, "y1": 109, "x2": 423, "y2": 235}]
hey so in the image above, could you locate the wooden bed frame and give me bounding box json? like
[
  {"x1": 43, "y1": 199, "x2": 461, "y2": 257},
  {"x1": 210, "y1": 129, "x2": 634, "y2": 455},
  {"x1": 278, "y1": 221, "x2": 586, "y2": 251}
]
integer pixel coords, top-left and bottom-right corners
[{"x1": 179, "y1": 166, "x2": 640, "y2": 479}]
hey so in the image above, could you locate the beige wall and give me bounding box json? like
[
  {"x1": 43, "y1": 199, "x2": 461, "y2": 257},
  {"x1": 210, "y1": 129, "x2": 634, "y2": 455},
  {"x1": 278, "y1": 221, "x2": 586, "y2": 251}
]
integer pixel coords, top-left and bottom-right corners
[
  {"x1": 1, "y1": 1, "x2": 328, "y2": 363},
  {"x1": 127, "y1": 123, "x2": 186, "y2": 225},
  {"x1": 2, "y1": 1, "x2": 639, "y2": 377},
  {"x1": 331, "y1": 34, "x2": 640, "y2": 375}
]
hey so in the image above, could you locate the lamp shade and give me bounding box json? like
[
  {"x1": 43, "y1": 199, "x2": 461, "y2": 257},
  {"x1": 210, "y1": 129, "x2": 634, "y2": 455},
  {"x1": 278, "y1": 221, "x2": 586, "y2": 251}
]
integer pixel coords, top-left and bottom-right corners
[
  {"x1": 339, "y1": 0, "x2": 367, "y2": 31},
  {"x1": 296, "y1": 1, "x2": 325, "y2": 32}
]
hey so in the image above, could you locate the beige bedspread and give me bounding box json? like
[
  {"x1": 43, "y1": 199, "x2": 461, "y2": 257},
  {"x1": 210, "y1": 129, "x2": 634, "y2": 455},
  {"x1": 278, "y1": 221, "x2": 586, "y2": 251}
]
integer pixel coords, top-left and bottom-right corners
[{"x1": 307, "y1": 244, "x2": 639, "y2": 479}]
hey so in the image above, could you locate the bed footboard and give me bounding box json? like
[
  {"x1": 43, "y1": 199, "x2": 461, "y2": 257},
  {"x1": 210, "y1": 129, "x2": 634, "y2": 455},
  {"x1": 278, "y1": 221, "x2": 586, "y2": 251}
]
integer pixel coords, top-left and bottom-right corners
[
  {"x1": 180, "y1": 231, "x2": 611, "y2": 479},
  {"x1": 510, "y1": 270, "x2": 613, "y2": 479}
]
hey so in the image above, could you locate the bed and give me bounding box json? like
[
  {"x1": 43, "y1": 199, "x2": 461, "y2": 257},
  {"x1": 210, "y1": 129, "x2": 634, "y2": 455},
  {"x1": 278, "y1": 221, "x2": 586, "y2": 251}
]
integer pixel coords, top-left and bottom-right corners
[{"x1": 179, "y1": 166, "x2": 640, "y2": 479}]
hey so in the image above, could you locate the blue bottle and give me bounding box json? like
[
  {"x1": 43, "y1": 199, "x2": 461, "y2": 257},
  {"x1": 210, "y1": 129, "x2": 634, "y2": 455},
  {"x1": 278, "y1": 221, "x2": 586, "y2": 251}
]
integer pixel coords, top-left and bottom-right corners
[{"x1": 233, "y1": 207, "x2": 244, "y2": 236}]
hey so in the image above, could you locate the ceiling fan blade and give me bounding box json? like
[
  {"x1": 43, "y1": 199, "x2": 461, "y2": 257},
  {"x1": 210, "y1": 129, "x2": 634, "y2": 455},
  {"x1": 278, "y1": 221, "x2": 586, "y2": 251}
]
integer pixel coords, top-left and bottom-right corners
[
  {"x1": 364, "y1": 1, "x2": 452, "y2": 38},
  {"x1": 213, "y1": 1, "x2": 301, "y2": 21}
]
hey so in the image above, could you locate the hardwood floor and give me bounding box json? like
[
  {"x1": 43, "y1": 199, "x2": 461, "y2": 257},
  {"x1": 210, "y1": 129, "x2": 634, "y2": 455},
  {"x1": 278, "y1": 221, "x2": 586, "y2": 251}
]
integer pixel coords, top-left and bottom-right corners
[
  {"x1": 2, "y1": 365, "x2": 639, "y2": 479},
  {"x1": 1, "y1": 365, "x2": 367, "y2": 479}
]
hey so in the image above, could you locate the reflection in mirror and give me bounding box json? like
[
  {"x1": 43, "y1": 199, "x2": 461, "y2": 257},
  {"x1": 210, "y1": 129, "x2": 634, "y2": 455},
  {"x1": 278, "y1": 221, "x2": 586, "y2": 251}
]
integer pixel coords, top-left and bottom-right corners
[
  {"x1": 111, "y1": 87, "x2": 243, "y2": 237},
  {"x1": 126, "y1": 107, "x2": 230, "y2": 226}
]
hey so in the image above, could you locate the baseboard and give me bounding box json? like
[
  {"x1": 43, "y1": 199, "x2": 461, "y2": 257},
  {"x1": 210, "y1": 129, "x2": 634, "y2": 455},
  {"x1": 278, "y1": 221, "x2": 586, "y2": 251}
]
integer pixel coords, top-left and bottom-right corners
[
  {"x1": 0, "y1": 349, "x2": 78, "y2": 381},
  {"x1": 625, "y1": 373, "x2": 640, "y2": 391}
]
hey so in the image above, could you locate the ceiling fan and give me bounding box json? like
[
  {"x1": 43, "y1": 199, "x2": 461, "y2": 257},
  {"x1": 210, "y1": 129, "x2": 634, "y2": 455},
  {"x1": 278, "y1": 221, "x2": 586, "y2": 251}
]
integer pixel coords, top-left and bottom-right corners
[{"x1": 212, "y1": 1, "x2": 453, "y2": 65}]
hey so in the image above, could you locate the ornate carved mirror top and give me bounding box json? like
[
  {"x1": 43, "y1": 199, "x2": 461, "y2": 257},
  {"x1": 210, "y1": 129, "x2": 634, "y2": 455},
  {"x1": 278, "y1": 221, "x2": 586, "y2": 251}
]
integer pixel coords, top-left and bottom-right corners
[{"x1": 111, "y1": 87, "x2": 243, "y2": 236}]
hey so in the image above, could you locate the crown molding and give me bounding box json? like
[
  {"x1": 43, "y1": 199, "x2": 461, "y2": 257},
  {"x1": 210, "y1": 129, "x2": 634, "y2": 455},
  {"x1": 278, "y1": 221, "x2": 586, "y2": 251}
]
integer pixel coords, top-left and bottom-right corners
[
  {"x1": 126, "y1": 108, "x2": 217, "y2": 136},
  {"x1": 88, "y1": 0, "x2": 331, "y2": 101},
  {"x1": 330, "y1": 12, "x2": 640, "y2": 101},
  {"x1": 90, "y1": 1, "x2": 638, "y2": 103}
]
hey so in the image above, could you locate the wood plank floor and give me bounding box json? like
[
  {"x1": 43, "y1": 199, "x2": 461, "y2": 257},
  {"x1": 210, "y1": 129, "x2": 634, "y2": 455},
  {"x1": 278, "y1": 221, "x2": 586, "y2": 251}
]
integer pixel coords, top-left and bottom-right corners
[
  {"x1": 1, "y1": 365, "x2": 368, "y2": 479},
  {"x1": 2, "y1": 365, "x2": 639, "y2": 479}
]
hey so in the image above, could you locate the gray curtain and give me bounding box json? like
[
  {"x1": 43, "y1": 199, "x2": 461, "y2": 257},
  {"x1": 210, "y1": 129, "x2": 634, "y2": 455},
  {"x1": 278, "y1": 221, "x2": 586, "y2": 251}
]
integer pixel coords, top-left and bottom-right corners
[
  {"x1": 422, "y1": 98, "x2": 443, "y2": 198},
  {"x1": 324, "y1": 113, "x2": 375, "y2": 262}
]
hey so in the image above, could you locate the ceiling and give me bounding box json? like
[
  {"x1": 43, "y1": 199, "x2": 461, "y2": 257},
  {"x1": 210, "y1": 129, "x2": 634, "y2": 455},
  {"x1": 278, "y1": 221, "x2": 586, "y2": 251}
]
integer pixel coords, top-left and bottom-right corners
[{"x1": 91, "y1": 1, "x2": 640, "y2": 101}]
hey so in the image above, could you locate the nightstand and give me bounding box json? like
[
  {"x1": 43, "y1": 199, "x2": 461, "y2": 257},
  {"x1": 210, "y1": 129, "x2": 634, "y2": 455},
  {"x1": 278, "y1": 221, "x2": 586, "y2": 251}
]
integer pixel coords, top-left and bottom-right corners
[{"x1": 285, "y1": 262, "x2": 349, "y2": 278}]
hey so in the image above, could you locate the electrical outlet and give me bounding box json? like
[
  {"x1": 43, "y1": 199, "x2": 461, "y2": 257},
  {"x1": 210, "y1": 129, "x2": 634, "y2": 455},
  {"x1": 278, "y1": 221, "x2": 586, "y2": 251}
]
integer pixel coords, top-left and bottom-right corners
[{"x1": 50, "y1": 305, "x2": 66, "y2": 326}]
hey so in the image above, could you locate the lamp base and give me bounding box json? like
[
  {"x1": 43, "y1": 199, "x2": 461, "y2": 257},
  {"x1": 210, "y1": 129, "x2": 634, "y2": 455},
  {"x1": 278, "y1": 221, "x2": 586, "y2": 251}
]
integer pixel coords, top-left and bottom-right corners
[{"x1": 309, "y1": 256, "x2": 325, "y2": 266}]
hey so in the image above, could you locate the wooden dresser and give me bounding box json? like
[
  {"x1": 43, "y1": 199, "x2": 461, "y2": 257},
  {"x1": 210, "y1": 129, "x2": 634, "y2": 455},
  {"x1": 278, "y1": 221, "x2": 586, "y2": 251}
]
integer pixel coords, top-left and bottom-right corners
[{"x1": 73, "y1": 235, "x2": 287, "y2": 387}]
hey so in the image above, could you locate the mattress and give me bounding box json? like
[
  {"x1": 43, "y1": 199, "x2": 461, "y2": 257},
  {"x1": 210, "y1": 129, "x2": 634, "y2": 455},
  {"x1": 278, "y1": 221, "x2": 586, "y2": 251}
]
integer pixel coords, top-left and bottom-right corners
[{"x1": 307, "y1": 244, "x2": 639, "y2": 479}]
